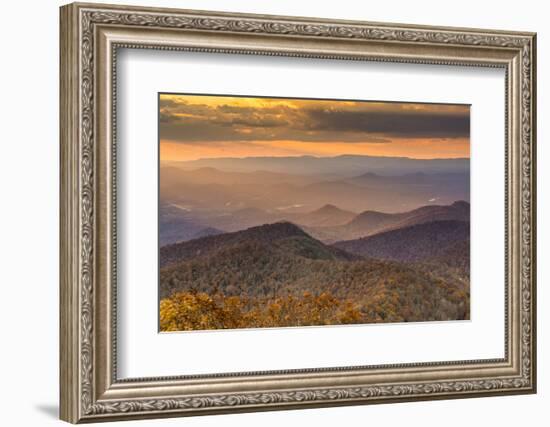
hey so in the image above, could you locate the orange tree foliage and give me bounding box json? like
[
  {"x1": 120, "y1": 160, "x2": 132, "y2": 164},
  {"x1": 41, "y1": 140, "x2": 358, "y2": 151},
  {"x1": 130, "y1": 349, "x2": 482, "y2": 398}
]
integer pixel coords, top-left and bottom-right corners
[
  {"x1": 160, "y1": 275, "x2": 469, "y2": 331},
  {"x1": 160, "y1": 291, "x2": 363, "y2": 331}
]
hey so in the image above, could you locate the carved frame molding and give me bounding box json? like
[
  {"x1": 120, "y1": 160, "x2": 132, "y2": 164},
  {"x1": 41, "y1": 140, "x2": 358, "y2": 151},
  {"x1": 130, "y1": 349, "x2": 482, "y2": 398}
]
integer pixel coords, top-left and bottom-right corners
[{"x1": 60, "y1": 2, "x2": 536, "y2": 423}]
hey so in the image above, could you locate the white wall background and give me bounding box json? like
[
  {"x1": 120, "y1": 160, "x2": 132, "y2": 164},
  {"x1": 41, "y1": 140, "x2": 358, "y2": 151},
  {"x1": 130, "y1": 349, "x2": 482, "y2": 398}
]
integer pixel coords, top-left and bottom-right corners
[{"x1": 0, "y1": 0, "x2": 545, "y2": 426}]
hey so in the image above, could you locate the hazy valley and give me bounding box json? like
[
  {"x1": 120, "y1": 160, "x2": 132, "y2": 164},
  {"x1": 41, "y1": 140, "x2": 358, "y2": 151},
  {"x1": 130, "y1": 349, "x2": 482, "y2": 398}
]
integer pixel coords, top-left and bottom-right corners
[
  {"x1": 159, "y1": 155, "x2": 469, "y2": 245},
  {"x1": 159, "y1": 155, "x2": 470, "y2": 331}
]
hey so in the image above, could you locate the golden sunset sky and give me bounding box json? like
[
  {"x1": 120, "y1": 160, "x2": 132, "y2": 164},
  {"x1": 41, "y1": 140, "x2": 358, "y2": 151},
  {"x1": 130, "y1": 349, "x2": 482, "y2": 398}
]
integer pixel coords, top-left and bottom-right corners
[{"x1": 159, "y1": 94, "x2": 470, "y2": 161}]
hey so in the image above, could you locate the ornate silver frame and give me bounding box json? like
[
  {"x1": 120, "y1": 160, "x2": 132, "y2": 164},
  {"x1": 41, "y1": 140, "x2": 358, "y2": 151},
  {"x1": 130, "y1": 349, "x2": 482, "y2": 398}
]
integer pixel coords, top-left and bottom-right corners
[{"x1": 60, "y1": 2, "x2": 537, "y2": 423}]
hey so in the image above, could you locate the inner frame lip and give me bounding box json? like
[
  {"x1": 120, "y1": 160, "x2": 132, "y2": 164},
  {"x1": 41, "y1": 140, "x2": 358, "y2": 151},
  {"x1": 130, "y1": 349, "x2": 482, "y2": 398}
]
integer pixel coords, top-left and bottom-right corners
[{"x1": 107, "y1": 42, "x2": 511, "y2": 385}]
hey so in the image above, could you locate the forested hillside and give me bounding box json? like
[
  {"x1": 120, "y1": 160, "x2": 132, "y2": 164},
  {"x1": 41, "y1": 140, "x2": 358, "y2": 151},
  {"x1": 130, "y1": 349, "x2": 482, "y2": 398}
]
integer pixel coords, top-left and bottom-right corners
[
  {"x1": 333, "y1": 220, "x2": 470, "y2": 262},
  {"x1": 160, "y1": 222, "x2": 469, "y2": 331}
]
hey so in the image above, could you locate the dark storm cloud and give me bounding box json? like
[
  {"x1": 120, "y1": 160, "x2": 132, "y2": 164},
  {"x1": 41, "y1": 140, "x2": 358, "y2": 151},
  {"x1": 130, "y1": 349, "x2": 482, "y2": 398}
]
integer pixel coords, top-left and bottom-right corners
[
  {"x1": 159, "y1": 110, "x2": 178, "y2": 124},
  {"x1": 160, "y1": 120, "x2": 391, "y2": 144},
  {"x1": 159, "y1": 96, "x2": 469, "y2": 144},
  {"x1": 304, "y1": 108, "x2": 470, "y2": 138}
]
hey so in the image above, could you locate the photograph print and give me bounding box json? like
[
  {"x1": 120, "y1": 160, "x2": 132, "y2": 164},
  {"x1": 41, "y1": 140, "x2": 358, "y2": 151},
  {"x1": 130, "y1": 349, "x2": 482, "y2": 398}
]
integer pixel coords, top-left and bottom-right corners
[{"x1": 158, "y1": 93, "x2": 471, "y2": 332}]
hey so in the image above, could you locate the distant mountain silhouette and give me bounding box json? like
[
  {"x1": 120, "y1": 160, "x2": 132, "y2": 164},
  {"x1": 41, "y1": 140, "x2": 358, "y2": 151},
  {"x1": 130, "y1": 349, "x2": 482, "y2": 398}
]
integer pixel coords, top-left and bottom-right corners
[
  {"x1": 169, "y1": 155, "x2": 469, "y2": 176},
  {"x1": 349, "y1": 171, "x2": 467, "y2": 186},
  {"x1": 349, "y1": 200, "x2": 469, "y2": 233},
  {"x1": 333, "y1": 220, "x2": 469, "y2": 262},
  {"x1": 161, "y1": 165, "x2": 324, "y2": 187},
  {"x1": 293, "y1": 204, "x2": 356, "y2": 227},
  {"x1": 307, "y1": 201, "x2": 470, "y2": 242},
  {"x1": 160, "y1": 163, "x2": 469, "y2": 214}
]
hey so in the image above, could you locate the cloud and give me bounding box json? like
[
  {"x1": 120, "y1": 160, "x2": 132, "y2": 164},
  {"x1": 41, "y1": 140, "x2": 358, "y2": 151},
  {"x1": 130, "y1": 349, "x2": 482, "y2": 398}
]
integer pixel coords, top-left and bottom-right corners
[
  {"x1": 305, "y1": 108, "x2": 470, "y2": 138},
  {"x1": 159, "y1": 95, "x2": 469, "y2": 144}
]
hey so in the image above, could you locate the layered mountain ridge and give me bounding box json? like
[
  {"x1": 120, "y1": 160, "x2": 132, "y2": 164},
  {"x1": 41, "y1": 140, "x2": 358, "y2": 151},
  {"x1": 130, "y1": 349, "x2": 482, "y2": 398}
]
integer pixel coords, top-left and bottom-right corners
[
  {"x1": 160, "y1": 220, "x2": 470, "y2": 322},
  {"x1": 159, "y1": 160, "x2": 471, "y2": 328},
  {"x1": 333, "y1": 219, "x2": 470, "y2": 263}
]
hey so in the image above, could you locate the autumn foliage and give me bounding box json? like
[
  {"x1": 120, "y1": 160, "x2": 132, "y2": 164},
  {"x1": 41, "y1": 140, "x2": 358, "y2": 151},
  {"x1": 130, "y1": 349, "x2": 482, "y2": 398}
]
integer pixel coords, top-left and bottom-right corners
[
  {"x1": 160, "y1": 291, "x2": 363, "y2": 331},
  {"x1": 159, "y1": 222, "x2": 470, "y2": 332},
  {"x1": 160, "y1": 283, "x2": 468, "y2": 331}
]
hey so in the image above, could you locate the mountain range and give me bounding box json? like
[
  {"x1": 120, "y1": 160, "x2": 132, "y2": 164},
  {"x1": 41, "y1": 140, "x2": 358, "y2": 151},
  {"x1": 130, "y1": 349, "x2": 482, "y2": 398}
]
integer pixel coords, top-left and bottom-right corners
[
  {"x1": 307, "y1": 200, "x2": 469, "y2": 242},
  {"x1": 160, "y1": 198, "x2": 470, "y2": 246},
  {"x1": 159, "y1": 221, "x2": 470, "y2": 322},
  {"x1": 158, "y1": 155, "x2": 470, "y2": 327},
  {"x1": 160, "y1": 164, "x2": 469, "y2": 214},
  {"x1": 166, "y1": 154, "x2": 469, "y2": 176},
  {"x1": 159, "y1": 162, "x2": 469, "y2": 243}
]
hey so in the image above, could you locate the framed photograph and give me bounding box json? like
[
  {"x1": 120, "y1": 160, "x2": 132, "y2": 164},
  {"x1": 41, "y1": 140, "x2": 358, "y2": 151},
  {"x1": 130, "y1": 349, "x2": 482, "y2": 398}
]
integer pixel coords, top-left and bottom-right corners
[{"x1": 60, "y1": 2, "x2": 537, "y2": 423}]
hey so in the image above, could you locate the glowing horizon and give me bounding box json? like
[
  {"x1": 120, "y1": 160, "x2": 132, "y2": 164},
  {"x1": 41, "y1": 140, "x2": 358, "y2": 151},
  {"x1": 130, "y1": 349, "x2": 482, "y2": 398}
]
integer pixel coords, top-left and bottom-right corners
[{"x1": 159, "y1": 94, "x2": 470, "y2": 162}]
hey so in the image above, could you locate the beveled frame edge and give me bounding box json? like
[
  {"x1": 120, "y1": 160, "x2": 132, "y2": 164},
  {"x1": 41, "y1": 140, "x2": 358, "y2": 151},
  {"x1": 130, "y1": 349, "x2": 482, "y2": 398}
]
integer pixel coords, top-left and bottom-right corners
[{"x1": 59, "y1": 2, "x2": 536, "y2": 423}]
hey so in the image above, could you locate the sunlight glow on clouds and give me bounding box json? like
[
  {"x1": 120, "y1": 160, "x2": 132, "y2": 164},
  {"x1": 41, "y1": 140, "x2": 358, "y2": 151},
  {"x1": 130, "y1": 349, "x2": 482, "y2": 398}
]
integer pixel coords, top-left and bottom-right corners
[{"x1": 159, "y1": 93, "x2": 470, "y2": 161}]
